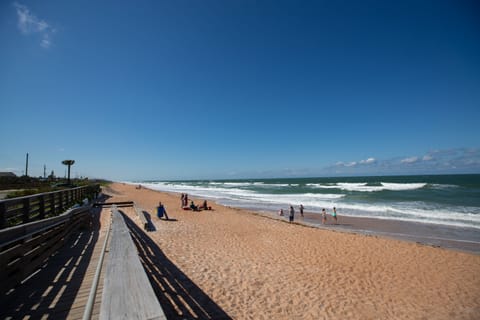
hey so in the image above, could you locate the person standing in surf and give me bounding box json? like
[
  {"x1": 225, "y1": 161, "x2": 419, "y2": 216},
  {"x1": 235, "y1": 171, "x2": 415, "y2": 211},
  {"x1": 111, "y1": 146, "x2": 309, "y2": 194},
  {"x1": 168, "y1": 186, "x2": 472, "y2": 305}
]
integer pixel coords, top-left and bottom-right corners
[
  {"x1": 322, "y1": 208, "x2": 327, "y2": 224},
  {"x1": 332, "y1": 207, "x2": 338, "y2": 224},
  {"x1": 299, "y1": 204, "x2": 304, "y2": 217},
  {"x1": 289, "y1": 205, "x2": 295, "y2": 223}
]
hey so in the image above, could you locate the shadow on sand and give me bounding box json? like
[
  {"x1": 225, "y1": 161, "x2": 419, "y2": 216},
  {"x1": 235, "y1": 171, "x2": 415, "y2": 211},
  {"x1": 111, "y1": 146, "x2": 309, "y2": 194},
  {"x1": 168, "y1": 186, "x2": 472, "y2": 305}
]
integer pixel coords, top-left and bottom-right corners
[
  {"x1": 142, "y1": 210, "x2": 157, "y2": 231},
  {"x1": 0, "y1": 202, "x2": 105, "y2": 319},
  {"x1": 122, "y1": 212, "x2": 232, "y2": 320}
]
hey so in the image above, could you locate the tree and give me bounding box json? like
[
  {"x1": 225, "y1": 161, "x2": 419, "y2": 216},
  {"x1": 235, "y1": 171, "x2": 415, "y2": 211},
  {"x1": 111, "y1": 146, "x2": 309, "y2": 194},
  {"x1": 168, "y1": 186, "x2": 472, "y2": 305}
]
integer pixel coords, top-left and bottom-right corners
[{"x1": 62, "y1": 160, "x2": 75, "y2": 185}]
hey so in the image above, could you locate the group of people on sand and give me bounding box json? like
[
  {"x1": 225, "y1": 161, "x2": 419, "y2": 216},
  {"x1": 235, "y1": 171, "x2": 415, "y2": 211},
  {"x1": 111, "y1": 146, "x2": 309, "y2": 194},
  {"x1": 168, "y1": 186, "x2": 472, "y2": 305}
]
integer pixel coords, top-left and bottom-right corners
[
  {"x1": 189, "y1": 199, "x2": 211, "y2": 211},
  {"x1": 279, "y1": 204, "x2": 338, "y2": 224},
  {"x1": 181, "y1": 193, "x2": 189, "y2": 207},
  {"x1": 181, "y1": 193, "x2": 211, "y2": 211},
  {"x1": 279, "y1": 204, "x2": 304, "y2": 223}
]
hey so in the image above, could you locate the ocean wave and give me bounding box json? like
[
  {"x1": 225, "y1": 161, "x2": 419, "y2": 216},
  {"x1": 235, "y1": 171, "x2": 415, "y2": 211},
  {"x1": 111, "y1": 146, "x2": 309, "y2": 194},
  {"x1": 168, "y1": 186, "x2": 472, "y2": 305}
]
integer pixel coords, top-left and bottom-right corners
[
  {"x1": 429, "y1": 183, "x2": 459, "y2": 190},
  {"x1": 141, "y1": 181, "x2": 344, "y2": 206},
  {"x1": 307, "y1": 182, "x2": 426, "y2": 192},
  {"x1": 209, "y1": 181, "x2": 299, "y2": 189},
  {"x1": 321, "y1": 202, "x2": 480, "y2": 228}
]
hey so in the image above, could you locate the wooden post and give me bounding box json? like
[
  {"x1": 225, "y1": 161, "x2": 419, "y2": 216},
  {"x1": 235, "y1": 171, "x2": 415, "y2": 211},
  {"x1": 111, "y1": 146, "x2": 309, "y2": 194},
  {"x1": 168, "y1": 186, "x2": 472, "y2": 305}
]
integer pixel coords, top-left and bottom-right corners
[
  {"x1": 39, "y1": 195, "x2": 45, "y2": 219},
  {"x1": 59, "y1": 192, "x2": 64, "y2": 212},
  {"x1": 23, "y1": 198, "x2": 30, "y2": 224},
  {"x1": 0, "y1": 201, "x2": 6, "y2": 229},
  {"x1": 51, "y1": 192, "x2": 56, "y2": 216}
]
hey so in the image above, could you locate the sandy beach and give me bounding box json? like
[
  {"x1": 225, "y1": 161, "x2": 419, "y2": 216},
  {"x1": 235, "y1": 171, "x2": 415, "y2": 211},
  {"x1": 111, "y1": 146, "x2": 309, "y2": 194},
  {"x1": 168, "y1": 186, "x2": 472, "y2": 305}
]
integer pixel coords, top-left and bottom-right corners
[{"x1": 103, "y1": 182, "x2": 480, "y2": 319}]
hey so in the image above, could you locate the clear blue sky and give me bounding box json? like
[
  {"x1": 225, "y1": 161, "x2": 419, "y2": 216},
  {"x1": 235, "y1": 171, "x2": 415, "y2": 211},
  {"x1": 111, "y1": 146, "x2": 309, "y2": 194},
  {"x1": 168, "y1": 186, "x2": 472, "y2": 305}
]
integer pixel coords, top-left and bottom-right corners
[{"x1": 1, "y1": 0, "x2": 479, "y2": 180}]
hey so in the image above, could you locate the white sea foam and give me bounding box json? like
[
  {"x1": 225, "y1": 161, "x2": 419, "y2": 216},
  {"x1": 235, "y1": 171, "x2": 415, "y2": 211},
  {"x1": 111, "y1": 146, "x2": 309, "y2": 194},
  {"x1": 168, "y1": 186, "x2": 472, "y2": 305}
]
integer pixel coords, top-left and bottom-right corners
[
  {"x1": 430, "y1": 183, "x2": 459, "y2": 190},
  {"x1": 222, "y1": 182, "x2": 256, "y2": 187},
  {"x1": 322, "y1": 202, "x2": 480, "y2": 229},
  {"x1": 380, "y1": 183, "x2": 427, "y2": 191},
  {"x1": 307, "y1": 182, "x2": 426, "y2": 192},
  {"x1": 141, "y1": 181, "x2": 343, "y2": 207}
]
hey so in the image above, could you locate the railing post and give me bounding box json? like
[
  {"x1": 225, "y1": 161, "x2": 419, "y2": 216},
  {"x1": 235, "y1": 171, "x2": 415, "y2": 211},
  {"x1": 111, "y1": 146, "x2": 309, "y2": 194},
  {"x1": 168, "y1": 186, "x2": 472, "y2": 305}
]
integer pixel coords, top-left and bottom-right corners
[
  {"x1": 59, "y1": 191, "x2": 64, "y2": 212},
  {"x1": 0, "y1": 201, "x2": 6, "y2": 229},
  {"x1": 51, "y1": 192, "x2": 56, "y2": 216},
  {"x1": 39, "y1": 195, "x2": 45, "y2": 219},
  {"x1": 23, "y1": 198, "x2": 30, "y2": 224}
]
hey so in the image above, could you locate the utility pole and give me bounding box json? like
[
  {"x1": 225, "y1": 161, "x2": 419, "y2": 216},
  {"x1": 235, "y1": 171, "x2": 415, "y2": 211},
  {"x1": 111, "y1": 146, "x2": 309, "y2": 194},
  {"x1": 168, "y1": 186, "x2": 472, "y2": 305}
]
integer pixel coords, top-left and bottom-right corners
[
  {"x1": 25, "y1": 153, "x2": 29, "y2": 177},
  {"x1": 44, "y1": 165, "x2": 46, "y2": 179}
]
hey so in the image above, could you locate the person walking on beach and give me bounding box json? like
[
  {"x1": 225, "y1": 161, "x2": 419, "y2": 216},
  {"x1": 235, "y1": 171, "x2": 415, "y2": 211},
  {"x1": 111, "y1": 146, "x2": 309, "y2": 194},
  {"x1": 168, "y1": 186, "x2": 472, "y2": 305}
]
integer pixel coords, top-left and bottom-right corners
[
  {"x1": 299, "y1": 204, "x2": 304, "y2": 217},
  {"x1": 289, "y1": 205, "x2": 295, "y2": 223},
  {"x1": 181, "y1": 193, "x2": 185, "y2": 207},
  {"x1": 332, "y1": 207, "x2": 338, "y2": 224},
  {"x1": 322, "y1": 208, "x2": 327, "y2": 224}
]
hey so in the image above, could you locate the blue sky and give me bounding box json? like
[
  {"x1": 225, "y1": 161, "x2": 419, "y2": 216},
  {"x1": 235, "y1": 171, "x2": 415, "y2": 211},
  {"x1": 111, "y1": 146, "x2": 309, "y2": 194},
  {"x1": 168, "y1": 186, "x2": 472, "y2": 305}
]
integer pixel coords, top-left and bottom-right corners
[{"x1": 1, "y1": 0, "x2": 479, "y2": 180}]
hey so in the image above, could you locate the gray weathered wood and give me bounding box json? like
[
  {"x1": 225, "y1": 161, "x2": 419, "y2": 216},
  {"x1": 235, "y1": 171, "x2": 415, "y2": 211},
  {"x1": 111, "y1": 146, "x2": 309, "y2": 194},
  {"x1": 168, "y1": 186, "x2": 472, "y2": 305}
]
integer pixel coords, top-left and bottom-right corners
[
  {"x1": 0, "y1": 185, "x2": 99, "y2": 229},
  {"x1": 0, "y1": 206, "x2": 91, "y2": 293},
  {"x1": 100, "y1": 209, "x2": 166, "y2": 320},
  {"x1": 134, "y1": 204, "x2": 149, "y2": 231}
]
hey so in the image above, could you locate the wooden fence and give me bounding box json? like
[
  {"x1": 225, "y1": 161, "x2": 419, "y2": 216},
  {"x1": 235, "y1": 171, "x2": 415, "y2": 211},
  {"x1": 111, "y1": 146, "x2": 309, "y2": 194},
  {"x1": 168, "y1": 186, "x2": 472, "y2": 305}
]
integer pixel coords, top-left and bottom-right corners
[{"x1": 0, "y1": 185, "x2": 100, "y2": 229}]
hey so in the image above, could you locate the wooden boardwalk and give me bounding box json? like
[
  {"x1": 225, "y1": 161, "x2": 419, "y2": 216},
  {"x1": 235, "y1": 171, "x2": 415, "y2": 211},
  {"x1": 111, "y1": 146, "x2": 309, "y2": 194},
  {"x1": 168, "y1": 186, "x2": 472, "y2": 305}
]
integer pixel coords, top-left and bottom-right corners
[
  {"x1": 1, "y1": 204, "x2": 231, "y2": 320},
  {"x1": 0, "y1": 207, "x2": 111, "y2": 320}
]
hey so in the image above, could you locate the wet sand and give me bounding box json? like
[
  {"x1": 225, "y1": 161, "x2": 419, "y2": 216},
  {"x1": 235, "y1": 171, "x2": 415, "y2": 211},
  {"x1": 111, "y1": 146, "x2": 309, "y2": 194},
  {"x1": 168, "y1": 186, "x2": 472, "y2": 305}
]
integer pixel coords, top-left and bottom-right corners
[
  {"x1": 274, "y1": 211, "x2": 480, "y2": 254},
  {"x1": 102, "y1": 183, "x2": 480, "y2": 319}
]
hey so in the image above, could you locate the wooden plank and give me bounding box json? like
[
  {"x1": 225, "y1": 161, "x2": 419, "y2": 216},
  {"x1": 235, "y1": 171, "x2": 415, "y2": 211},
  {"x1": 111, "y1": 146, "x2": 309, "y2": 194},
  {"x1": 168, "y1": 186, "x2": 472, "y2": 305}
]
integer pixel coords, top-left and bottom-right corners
[
  {"x1": 93, "y1": 201, "x2": 134, "y2": 208},
  {"x1": 134, "y1": 205, "x2": 149, "y2": 231},
  {"x1": 100, "y1": 209, "x2": 166, "y2": 320}
]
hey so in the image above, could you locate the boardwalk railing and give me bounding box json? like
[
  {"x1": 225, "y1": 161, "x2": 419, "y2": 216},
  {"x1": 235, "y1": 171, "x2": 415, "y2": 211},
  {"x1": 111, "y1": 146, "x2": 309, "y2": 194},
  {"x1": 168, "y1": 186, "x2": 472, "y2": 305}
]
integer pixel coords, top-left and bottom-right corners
[
  {"x1": 0, "y1": 204, "x2": 93, "y2": 294},
  {"x1": 0, "y1": 184, "x2": 100, "y2": 229}
]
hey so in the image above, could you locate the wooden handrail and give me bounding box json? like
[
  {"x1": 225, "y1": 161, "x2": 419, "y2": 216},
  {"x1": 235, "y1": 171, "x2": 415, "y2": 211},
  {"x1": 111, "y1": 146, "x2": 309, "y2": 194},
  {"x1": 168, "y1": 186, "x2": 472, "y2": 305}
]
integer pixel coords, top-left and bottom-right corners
[
  {"x1": 0, "y1": 184, "x2": 100, "y2": 229},
  {"x1": 100, "y1": 209, "x2": 166, "y2": 320},
  {"x1": 0, "y1": 205, "x2": 92, "y2": 294}
]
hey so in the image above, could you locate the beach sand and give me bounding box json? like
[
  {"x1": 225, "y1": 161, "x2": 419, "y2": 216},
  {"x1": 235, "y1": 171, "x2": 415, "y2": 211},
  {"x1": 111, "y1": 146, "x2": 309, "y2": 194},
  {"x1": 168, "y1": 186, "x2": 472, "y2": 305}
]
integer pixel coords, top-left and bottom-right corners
[{"x1": 103, "y1": 183, "x2": 480, "y2": 319}]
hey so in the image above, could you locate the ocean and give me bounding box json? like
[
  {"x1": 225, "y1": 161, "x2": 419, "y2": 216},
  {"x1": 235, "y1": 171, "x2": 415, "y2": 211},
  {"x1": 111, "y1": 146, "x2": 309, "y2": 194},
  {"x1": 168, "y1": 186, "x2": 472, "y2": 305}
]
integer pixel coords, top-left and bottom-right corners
[{"x1": 136, "y1": 174, "x2": 480, "y2": 230}]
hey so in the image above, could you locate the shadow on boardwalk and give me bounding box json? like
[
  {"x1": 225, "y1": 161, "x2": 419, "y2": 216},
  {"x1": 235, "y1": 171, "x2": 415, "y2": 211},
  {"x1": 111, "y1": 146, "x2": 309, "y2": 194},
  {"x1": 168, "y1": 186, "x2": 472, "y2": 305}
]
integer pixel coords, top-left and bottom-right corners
[
  {"x1": 0, "y1": 205, "x2": 103, "y2": 319},
  {"x1": 123, "y1": 212, "x2": 232, "y2": 320}
]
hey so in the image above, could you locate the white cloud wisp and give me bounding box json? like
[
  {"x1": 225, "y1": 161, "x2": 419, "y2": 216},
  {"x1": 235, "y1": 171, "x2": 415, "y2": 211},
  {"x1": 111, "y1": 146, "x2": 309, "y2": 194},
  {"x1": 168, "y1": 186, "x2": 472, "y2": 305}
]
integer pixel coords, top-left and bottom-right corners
[{"x1": 14, "y1": 2, "x2": 55, "y2": 48}]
